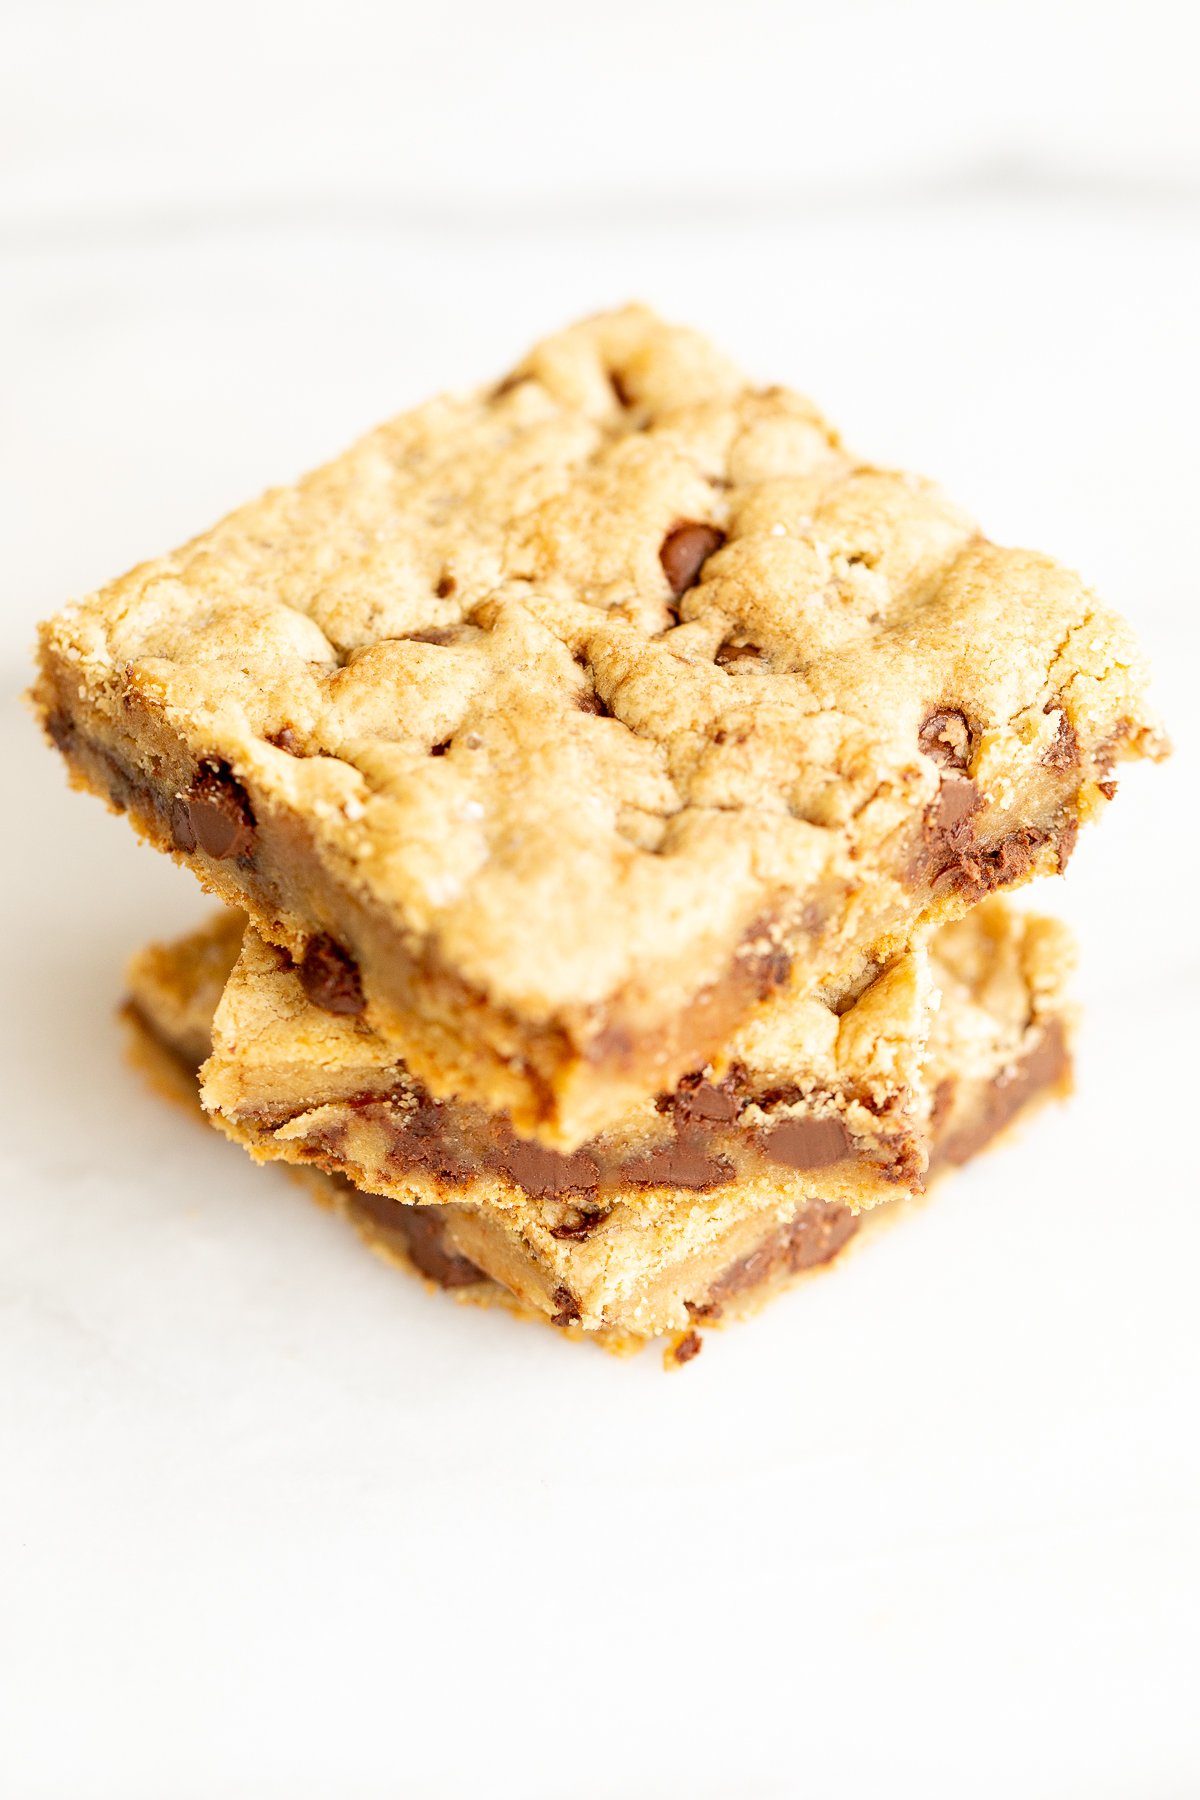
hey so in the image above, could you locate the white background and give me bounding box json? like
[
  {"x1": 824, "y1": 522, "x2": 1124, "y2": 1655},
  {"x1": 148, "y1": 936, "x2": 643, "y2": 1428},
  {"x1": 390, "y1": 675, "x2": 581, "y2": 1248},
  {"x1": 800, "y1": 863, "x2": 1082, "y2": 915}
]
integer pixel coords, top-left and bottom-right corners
[{"x1": 2, "y1": 4, "x2": 1198, "y2": 1796}]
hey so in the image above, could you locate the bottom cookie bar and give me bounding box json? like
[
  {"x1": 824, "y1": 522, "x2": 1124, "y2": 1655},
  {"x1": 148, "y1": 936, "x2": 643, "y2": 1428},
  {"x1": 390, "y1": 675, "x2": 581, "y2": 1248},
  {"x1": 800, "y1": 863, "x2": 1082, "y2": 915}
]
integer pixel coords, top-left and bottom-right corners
[{"x1": 123, "y1": 899, "x2": 1074, "y2": 1351}]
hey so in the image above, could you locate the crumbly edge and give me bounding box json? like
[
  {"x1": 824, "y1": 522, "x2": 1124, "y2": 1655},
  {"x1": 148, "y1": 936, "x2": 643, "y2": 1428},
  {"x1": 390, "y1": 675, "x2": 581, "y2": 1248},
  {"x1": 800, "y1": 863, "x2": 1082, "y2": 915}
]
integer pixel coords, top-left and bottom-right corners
[
  {"x1": 122, "y1": 900, "x2": 1075, "y2": 1336},
  {"x1": 119, "y1": 996, "x2": 860, "y2": 1358},
  {"x1": 44, "y1": 678, "x2": 1090, "y2": 1147},
  {"x1": 197, "y1": 918, "x2": 935, "y2": 1209}
]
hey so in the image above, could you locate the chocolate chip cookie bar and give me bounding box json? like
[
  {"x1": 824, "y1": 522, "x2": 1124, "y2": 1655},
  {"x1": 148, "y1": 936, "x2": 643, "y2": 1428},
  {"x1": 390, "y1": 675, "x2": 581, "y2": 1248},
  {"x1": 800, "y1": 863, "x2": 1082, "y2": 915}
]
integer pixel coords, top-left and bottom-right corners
[
  {"x1": 40, "y1": 306, "x2": 1155, "y2": 1146},
  {"x1": 124, "y1": 900, "x2": 1074, "y2": 1341},
  {"x1": 200, "y1": 920, "x2": 937, "y2": 1214}
]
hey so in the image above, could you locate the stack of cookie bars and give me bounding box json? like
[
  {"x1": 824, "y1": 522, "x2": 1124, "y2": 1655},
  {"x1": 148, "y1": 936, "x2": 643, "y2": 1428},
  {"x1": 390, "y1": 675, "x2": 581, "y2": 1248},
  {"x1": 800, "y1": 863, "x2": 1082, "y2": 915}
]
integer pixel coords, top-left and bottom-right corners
[{"x1": 34, "y1": 308, "x2": 1166, "y2": 1361}]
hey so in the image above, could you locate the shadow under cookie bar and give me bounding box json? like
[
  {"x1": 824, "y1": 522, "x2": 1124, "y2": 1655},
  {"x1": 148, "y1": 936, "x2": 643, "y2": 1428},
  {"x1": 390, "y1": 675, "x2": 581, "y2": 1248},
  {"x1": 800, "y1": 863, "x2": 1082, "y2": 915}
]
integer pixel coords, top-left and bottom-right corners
[
  {"x1": 123, "y1": 899, "x2": 1073, "y2": 1339},
  {"x1": 37, "y1": 307, "x2": 1159, "y2": 1149}
]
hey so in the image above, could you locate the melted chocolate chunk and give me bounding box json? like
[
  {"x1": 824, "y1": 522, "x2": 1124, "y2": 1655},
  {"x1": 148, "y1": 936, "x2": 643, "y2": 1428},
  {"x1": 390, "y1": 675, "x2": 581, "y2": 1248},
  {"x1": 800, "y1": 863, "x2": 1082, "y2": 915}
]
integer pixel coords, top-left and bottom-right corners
[
  {"x1": 697, "y1": 1201, "x2": 859, "y2": 1315},
  {"x1": 501, "y1": 1136, "x2": 601, "y2": 1197},
  {"x1": 932, "y1": 1020, "x2": 1068, "y2": 1168},
  {"x1": 385, "y1": 1100, "x2": 475, "y2": 1187},
  {"x1": 673, "y1": 1073, "x2": 739, "y2": 1127},
  {"x1": 1042, "y1": 706, "x2": 1079, "y2": 771},
  {"x1": 762, "y1": 1112, "x2": 854, "y2": 1171},
  {"x1": 384, "y1": 1095, "x2": 601, "y2": 1197},
  {"x1": 912, "y1": 772, "x2": 983, "y2": 886},
  {"x1": 660, "y1": 522, "x2": 725, "y2": 597},
  {"x1": 929, "y1": 818, "x2": 1075, "y2": 901},
  {"x1": 550, "y1": 1286, "x2": 582, "y2": 1327},
  {"x1": 172, "y1": 762, "x2": 256, "y2": 860},
  {"x1": 168, "y1": 794, "x2": 196, "y2": 850},
  {"x1": 918, "y1": 708, "x2": 976, "y2": 771},
  {"x1": 299, "y1": 934, "x2": 365, "y2": 1016},
  {"x1": 350, "y1": 1193, "x2": 485, "y2": 1288},
  {"x1": 622, "y1": 1140, "x2": 734, "y2": 1189},
  {"x1": 585, "y1": 917, "x2": 790, "y2": 1076},
  {"x1": 934, "y1": 771, "x2": 980, "y2": 833},
  {"x1": 548, "y1": 1207, "x2": 613, "y2": 1241}
]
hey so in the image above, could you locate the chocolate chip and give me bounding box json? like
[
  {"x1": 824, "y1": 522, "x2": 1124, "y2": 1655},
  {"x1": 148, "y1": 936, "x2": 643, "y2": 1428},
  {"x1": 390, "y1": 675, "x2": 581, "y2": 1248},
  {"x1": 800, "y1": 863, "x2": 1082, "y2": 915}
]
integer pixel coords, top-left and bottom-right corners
[
  {"x1": 549, "y1": 1207, "x2": 613, "y2": 1241},
  {"x1": 740, "y1": 934, "x2": 792, "y2": 1000},
  {"x1": 671, "y1": 1329, "x2": 704, "y2": 1367},
  {"x1": 685, "y1": 1298, "x2": 721, "y2": 1322},
  {"x1": 577, "y1": 688, "x2": 612, "y2": 717},
  {"x1": 550, "y1": 1286, "x2": 581, "y2": 1327},
  {"x1": 716, "y1": 641, "x2": 763, "y2": 666},
  {"x1": 933, "y1": 770, "x2": 981, "y2": 833},
  {"x1": 931, "y1": 1020, "x2": 1069, "y2": 1170},
  {"x1": 430, "y1": 738, "x2": 452, "y2": 757},
  {"x1": 299, "y1": 934, "x2": 365, "y2": 1016},
  {"x1": 435, "y1": 571, "x2": 456, "y2": 599},
  {"x1": 350, "y1": 1195, "x2": 484, "y2": 1288},
  {"x1": 762, "y1": 1112, "x2": 853, "y2": 1172},
  {"x1": 1042, "y1": 705, "x2": 1079, "y2": 771},
  {"x1": 268, "y1": 726, "x2": 302, "y2": 755},
  {"x1": 169, "y1": 794, "x2": 197, "y2": 852},
  {"x1": 910, "y1": 770, "x2": 983, "y2": 888},
  {"x1": 673, "y1": 1073, "x2": 739, "y2": 1127},
  {"x1": 407, "y1": 626, "x2": 461, "y2": 646},
  {"x1": 501, "y1": 1137, "x2": 600, "y2": 1197},
  {"x1": 918, "y1": 708, "x2": 976, "y2": 772},
  {"x1": 623, "y1": 1142, "x2": 733, "y2": 1189},
  {"x1": 660, "y1": 522, "x2": 725, "y2": 597},
  {"x1": 702, "y1": 1202, "x2": 859, "y2": 1307},
  {"x1": 172, "y1": 762, "x2": 255, "y2": 860}
]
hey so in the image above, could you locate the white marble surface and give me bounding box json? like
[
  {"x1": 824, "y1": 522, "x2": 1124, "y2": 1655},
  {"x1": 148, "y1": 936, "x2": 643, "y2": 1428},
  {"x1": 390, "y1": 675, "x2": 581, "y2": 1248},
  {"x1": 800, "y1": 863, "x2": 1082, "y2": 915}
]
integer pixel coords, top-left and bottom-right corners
[{"x1": 2, "y1": 7, "x2": 1199, "y2": 1796}]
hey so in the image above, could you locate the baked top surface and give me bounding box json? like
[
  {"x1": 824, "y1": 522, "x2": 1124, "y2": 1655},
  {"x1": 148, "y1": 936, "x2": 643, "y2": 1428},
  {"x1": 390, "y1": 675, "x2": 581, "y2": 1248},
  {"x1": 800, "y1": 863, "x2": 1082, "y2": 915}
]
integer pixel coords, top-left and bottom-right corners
[{"x1": 41, "y1": 306, "x2": 1162, "y2": 1028}]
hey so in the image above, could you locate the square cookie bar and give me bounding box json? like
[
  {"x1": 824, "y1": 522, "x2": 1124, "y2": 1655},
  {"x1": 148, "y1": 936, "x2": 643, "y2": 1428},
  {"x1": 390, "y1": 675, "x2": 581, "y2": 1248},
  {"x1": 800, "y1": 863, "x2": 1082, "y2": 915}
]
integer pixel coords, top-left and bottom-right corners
[
  {"x1": 124, "y1": 900, "x2": 1073, "y2": 1341},
  {"x1": 42, "y1": 306, "x2": 1148, "y2": 1145}
]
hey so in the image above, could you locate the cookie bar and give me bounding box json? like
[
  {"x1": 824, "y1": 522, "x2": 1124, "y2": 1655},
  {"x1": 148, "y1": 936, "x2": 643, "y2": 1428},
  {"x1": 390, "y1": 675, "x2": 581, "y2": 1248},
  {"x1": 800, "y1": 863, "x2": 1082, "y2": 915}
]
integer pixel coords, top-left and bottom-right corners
[
  {"x1": 121, "y1": 915, "x2": 862, "y2": 1354},
  {"x1": 41, "y1": 306, "x2": 1146, "y2": 1145},
  {"x1": 200, "y1": 921, "x2": 938, "y2": 1212},
  {"x1": 124, "y1": 900, "x2": 1073, "y2": 1339}
]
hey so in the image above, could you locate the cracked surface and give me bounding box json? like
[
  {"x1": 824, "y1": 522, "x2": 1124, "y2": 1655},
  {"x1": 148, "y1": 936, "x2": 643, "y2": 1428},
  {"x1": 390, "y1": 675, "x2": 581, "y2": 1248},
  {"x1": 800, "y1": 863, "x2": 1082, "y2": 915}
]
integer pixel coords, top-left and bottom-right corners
[
  {"x1": 39, "y1": 306, "x2": 1162, "y2": 1144},
  {"x1": 125, "y1": 898, "x2": 1074, "y2": 1336}
]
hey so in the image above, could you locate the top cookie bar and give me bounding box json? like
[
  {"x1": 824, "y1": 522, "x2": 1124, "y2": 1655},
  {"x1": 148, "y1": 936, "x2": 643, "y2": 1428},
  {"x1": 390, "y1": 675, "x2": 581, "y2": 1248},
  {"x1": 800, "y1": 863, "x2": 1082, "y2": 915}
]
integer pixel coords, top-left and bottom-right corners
[{"x1": 35, "y1": 306, "x2": 1165, "y2": 1147}]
